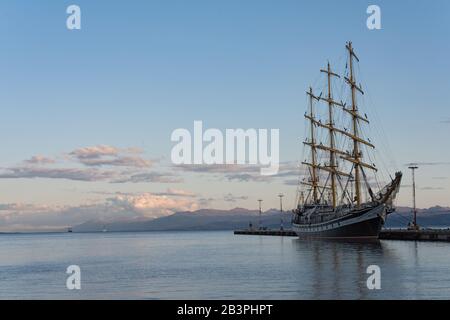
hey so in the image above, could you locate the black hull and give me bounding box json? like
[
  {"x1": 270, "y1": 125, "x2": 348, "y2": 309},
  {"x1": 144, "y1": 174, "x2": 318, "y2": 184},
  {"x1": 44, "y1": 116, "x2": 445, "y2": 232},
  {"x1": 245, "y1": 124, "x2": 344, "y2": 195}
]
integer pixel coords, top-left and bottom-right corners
[
  {"x1": 295, "y1": 216, "x2": 383, "y2": 239},
  {"x1": 293, "y1": 204, "x2": 386, "y2": 239}
]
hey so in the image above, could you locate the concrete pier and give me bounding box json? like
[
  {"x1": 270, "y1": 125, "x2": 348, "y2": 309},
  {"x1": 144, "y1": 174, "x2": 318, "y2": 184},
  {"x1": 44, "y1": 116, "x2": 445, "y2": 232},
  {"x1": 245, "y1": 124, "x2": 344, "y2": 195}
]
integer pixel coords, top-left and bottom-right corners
[
  {"x1": 234, "y1": 228, "x2": 450, "y2": 242},
  {"x1": 379, "y1": 229, "x2": 450, "y2": 242},
  {"x1": 234, "y1": 229, "x2": 297, "y2": 237}
]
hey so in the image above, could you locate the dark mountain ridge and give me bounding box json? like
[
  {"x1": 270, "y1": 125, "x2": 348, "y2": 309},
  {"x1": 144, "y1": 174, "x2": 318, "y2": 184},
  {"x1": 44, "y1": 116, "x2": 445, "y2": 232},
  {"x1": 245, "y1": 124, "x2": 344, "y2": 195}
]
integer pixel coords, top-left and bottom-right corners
[{"x1": 72, "y1": 206, "x2": 450, "y2": 232}]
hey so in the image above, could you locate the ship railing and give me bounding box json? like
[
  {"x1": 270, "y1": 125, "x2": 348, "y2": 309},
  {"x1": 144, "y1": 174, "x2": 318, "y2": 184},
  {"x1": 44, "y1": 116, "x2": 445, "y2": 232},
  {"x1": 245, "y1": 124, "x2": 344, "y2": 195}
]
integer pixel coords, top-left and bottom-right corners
[{"x1": 295, "y1": 212, "x2": 342, "y2": 225}]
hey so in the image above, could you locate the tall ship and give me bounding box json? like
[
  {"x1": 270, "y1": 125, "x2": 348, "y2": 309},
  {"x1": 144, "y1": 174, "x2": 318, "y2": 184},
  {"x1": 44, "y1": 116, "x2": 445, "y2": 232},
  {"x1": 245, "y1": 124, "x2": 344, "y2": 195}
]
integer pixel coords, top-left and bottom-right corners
[{"x1": 292, "y1": 42, "x2": 402, "y2": 239}]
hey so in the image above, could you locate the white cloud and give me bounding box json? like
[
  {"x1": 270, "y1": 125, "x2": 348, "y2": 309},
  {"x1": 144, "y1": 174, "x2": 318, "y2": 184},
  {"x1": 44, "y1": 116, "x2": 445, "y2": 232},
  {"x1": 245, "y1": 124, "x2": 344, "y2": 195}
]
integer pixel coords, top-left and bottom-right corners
[
  {"x1": 112, "y1": 172, "x2": 183, "y2": 184},
  {"x1": 0, "y1": 192, "x2": 199, "y2": 232},
  {"x1": 154, "y1": 188, "x2": 197, "y2": 197},
  {"x1": 0, "y1": 145, "x2": 179, "y2": 183},
  {"x1": 79, "y1": 156, "x2": 152, "y2": 168},
  {"x1": 69, "y1": 145, "x2": 119, "y2": 159},
  {"x1": 175, "y1": 162, "x2": 301, "y2": 182},
  {"x1": 0, "y1": 167, "x2": 117, "y2": 181},
  {"x1": 69, "y1": 145, "x2": 152, "y2": 168},
  {"x1": 24, "y1": 155, "x2": 56, "y2": 165},
  {"x1": 108, "y1": 193, "x2": 198, "y2": 218},
  {"x1": 224, "y1": 193, "x2": 249, "y2": 203}
]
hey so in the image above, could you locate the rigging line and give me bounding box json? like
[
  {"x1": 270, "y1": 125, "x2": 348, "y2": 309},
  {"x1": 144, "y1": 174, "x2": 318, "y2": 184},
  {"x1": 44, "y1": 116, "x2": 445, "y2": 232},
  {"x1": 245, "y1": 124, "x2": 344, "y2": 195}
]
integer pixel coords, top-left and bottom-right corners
[
  {"x1": 310, "y1": 69, "x2": 324, "y2": 93},
  {"x1": 300, "y1": 95, "x2": 310, "y2": 149},
  {"x1": 356, "y1": 61, "x2": 399, "y2": 170},
  {"x1": 360, "y1": 166, "x2": 375, "y2": 201},
  {"x1": 364, "y1": 144, "x2": 383, "y2": 191},
  {"x1": 339, "y1": 165, "x2": 355, "y2": 205},
  {"x1": 390, "y1": 211, "x2": 413, "y2": 224},
  {"x1": 318, "y1": 173, "x2": 331, "y2": 203},
  {"x1": 361, "y1": 116, "x2": 391, "y2": 190},
  {"x1": 298, "y1": 93, "x2": 312, "y2": 207},
  {"x1": 336, "y1": 173, "x2": 352, "y2": 205},
  {"x1": 294, "y1": 165, "x2": 304, "y2": 207},
  {"x1": 304, "y1": 188, "x2": 312, "y2": 205},
  {"x1": 353, "y1": 91, "x2": 391, "y2": 194}
]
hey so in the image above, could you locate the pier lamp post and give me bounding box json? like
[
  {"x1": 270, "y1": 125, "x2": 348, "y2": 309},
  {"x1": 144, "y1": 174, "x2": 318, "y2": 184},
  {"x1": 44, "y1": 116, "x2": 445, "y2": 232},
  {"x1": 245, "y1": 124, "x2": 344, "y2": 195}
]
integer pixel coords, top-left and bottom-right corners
[
  {"x1": 278, "y1": 194, "x2": 284, "y2": 231},
  {"x1": 258, "y1": 199, "x2": 263, "y2": 230},
  {"x1": 408, "y1": 166, "x2": 419, "y2": 230}
]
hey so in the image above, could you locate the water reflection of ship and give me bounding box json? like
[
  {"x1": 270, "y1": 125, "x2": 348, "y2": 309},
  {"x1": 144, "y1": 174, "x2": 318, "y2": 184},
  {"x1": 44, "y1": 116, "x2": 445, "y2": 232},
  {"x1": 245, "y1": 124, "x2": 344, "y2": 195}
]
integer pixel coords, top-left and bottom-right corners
[{"x1": 291, "y1": 239, "x2": 386, "y2": 299}]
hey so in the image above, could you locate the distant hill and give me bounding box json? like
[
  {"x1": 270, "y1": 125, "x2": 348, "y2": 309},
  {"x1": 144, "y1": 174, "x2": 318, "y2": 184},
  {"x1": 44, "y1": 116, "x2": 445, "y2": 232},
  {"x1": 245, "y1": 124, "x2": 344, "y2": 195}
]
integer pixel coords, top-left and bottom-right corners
[
  {"x1": 385, "y1": 206, "x2": 450, "y2": 228},
  {"x1": 72, "y1": 206, "x2": 450, "y2": 232},
  {"x1": 72, "y1": 208, "x2": 293, "y2": 232}
]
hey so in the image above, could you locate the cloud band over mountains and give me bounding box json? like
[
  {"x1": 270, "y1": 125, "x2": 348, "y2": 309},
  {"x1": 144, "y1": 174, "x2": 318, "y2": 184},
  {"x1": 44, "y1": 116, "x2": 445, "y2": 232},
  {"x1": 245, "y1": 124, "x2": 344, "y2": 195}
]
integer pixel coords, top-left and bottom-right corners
[{"x1": 0, "y1": 145, "x2": 178, "y2": 184}]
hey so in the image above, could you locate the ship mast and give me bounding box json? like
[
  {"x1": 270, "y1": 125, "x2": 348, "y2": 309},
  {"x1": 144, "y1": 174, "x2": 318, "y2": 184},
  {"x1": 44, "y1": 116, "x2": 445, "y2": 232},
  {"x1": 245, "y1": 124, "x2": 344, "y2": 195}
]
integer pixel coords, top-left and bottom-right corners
[
  {"x1": 320, "y1": 62, "x2": 340, "y2": 208},
  {"x1": 299, "y1": 42, "x2": 381, "y2": 208},
  {"x1": 306, "y1": 87, "x2": 319, "y2": 203},
  {"x1": 343, "y1": 42, "x2": 377, "y2": 206},
  {"x1": 348, "y1": 43, "x2": 361, "y2": 205},
  {"x1": 303, "y1": 85, "x2": 354, "y2": 205}
]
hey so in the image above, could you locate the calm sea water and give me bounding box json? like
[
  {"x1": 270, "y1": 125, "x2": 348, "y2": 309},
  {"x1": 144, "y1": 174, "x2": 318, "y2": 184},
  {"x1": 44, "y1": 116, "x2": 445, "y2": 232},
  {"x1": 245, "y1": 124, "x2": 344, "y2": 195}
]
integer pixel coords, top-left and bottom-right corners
[{"x1": 1, "y1": 231, "x2": 450, "y2": 299}]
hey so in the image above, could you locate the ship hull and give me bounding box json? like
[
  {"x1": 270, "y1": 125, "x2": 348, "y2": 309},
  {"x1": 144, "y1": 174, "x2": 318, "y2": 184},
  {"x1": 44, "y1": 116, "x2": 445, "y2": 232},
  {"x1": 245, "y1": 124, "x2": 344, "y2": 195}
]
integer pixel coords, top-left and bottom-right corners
[{"x1": 292, "y1": 204, "x2": 385, "y2": 239}]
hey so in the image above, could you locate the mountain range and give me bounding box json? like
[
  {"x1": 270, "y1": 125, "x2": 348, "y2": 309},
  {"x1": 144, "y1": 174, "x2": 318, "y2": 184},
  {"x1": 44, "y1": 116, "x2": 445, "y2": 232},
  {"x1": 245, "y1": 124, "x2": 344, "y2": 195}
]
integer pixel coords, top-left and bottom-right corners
[{"x1": 72, "y1": 206, "x2": 450, "y2": 232}]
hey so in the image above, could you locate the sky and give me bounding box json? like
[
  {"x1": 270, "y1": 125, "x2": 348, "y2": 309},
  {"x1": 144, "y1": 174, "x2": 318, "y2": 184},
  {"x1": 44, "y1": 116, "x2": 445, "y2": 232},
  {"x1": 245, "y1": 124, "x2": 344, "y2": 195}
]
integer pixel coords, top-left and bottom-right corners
[{"x1": 0, "y1": 0, "x2": 449, "y2": 231}]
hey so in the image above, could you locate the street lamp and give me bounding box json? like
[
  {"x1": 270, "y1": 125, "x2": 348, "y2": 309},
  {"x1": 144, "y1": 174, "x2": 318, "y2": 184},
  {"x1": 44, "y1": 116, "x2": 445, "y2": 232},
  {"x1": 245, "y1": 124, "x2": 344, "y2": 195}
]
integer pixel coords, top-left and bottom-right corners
[
  {"x1": 408, "y1": 166, "x2": 419, "y2": 230},
  {"x1": 278, "y1": 194, "x2": 284, "y2": 231},
  {"x1": 258, "y1": 199, "x2": 263, "y2": 230}
]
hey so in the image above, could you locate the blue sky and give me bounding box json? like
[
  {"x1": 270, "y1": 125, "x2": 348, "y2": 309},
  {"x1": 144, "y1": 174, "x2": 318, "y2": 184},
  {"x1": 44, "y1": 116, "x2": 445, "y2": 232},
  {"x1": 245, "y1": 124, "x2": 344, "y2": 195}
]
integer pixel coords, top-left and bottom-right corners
[{"x1": 0, "y1": 1, "x2": 449, "y2": 230}]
